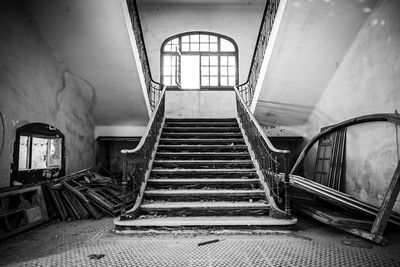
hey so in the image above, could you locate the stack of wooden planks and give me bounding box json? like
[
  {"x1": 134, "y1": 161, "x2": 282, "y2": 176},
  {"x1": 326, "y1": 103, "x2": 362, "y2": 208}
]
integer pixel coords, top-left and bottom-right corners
[{"x1": 46, "y1": 168, "x2": 134, "y2": 220}]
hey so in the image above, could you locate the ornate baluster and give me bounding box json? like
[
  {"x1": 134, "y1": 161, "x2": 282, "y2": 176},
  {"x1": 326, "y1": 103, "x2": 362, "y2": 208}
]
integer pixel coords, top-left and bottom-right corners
[
  {"x1": 121, "y1": 153, "x2": 128, "y2": 220},
  {"x1": 283, "y1": 153, "x2": 291, "y2": 217}
]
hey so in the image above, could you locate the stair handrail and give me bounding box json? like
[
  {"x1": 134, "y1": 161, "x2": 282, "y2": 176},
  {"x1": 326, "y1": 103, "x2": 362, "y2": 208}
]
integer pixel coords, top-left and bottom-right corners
[
  {"x1": 126, "y1": 0, "x2": 163, "y2": 111},
  {"x1": 120, "y1": 85, "x2": 167, "y2": 220},
  {"x1": 234, "y1": 86, "x2": 291, "y2": 218},
  {"x1": 237, "y1": 0, "x2": 280, "y2": 107}
]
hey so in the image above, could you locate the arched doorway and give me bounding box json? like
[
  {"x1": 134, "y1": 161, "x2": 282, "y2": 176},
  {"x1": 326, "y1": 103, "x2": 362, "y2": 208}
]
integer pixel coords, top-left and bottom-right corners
[{"x1": 161, "y1": 31, "x2": 238, "y2": 89}]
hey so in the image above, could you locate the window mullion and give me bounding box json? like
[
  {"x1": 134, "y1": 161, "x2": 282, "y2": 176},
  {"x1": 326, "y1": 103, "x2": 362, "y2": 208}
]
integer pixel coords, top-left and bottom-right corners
[{"x1": 27, "y1": 137, "x2": 32, "y2": 169}]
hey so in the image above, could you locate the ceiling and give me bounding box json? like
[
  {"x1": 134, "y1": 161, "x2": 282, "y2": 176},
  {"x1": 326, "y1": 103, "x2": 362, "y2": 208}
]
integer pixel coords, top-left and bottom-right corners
[
  {"x1": 23, "y1": 0, "x2": 150, "y2": 128},
  {"x1": 254, "y1": 0, "x2": 377, "y2": 127}
]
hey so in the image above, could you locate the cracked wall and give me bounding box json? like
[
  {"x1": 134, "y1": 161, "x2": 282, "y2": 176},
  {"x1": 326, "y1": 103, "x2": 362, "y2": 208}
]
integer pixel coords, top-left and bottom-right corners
[
  {"x1": 304, "y1": 0, "x2": 400, "y2": 211},
  {"x1": 0, "y1": 0, "x2": 95, "y2": 188}
]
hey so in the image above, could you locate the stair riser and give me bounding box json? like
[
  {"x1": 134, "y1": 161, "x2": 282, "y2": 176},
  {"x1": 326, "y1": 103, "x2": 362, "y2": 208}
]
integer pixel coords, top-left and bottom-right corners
[
  {"x1": 144, "y1": 194, "x2": 266, "y2": 202},
  {"x1": 157, "y1": 146, "x2": 248, "y2": 153},
  {"x1": 161, "y1": 133, "x2": 243, "y2": 139},
  {"x1": 141, "y1": 208, "x2": 269, "y2": 217},
  {"x1": 165, "y1": 118, "x2": 237, "y2": 122},
  {"x1": 165, "y1": 122, "x2": 239, "y2": 128},
  {"x1": 150, "y1": 172, "x2": 258, "y2": 179},
  {"x1": 159, "y1": 139, "x2": 245, "y2": 145},
  {"x1": 163, "y1": 127, "x2": 241, "y2": 133},
  {"x1": 155, "y1": 154, "x2": 251, "y2": 160},
  {"x1": 153, "y1": 162, "x2": 254, "y2": 169},
  {"x1": 147, "y1": 181, "x2": 260, "y2": 190}
]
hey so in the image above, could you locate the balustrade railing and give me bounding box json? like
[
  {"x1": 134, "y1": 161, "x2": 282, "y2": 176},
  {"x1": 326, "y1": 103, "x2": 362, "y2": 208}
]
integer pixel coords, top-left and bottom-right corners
[
  {"x1": 234, "y1": 86, "x2": 291, "y2": 218},
  {"x1": 120, "y1": 86, "x2": 167, "y2": 220},
  {"x1": 237, "y1": 0, "x2": 280, "y2": 107},
  {"x1": 126, "y1": 0, "x2": 163, "y2": 111}
]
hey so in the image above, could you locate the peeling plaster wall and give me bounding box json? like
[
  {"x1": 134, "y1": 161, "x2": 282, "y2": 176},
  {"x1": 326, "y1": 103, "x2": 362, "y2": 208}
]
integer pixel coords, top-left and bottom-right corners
[
  {"x1": 137, "y1": 3, "x2": 264, "y2": 84},
  {"x1": 304, "y1": 0, "x2": 400, "y2": 211},
  {"x1": 0, "y1": 0, "x2": 95, "y2": 188}
]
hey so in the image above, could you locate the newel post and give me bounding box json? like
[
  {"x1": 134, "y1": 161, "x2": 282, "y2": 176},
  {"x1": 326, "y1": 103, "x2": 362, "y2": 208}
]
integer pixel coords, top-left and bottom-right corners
[
  {"x1": 121, "y1": 153, "x2": 128, "y2": 220},
  {"x1": 283, "y1": 153, "x2": 291, "y2": 217}
]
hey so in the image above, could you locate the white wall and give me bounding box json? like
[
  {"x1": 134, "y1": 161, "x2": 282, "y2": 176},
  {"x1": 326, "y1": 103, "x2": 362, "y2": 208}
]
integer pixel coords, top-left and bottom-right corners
[
  {"x1": 165, "y1": 90, "x2": 236, "y2": 118},
  {"x1": 304, "y1": 0, "x2": 400, "y2": 211},
  {"x1": 137, "y1": 2, "x2": 265, "y2": 84}
]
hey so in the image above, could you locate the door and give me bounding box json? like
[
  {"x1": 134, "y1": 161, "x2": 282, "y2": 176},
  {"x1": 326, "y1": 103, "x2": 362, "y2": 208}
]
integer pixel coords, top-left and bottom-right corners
[{"x1": 181, "y1": 55, "x2": 200, "y2": 89}]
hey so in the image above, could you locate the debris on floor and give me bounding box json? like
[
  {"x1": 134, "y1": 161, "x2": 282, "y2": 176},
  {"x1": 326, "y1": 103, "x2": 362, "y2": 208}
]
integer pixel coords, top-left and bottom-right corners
[
  {"x1": 46, "y1": 168, "x2": 134, "y2": 221},
  {"x1": 88, "y1": 253, "x2": 105, "y2": 260},
  {"x1": 198, "y1": 238, "x2": 220, "y2": 246}
]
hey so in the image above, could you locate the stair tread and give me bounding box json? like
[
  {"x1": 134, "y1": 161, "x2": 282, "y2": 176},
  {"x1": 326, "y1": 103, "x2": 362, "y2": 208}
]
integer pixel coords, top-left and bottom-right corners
[
  {"x1": 145, "y1": 189, "x2": 265, "y2": 195},
  {"x1": 160, "y1": 138, "x2": 244, "y2": 142},
  {"x1": 152, "y1": 168, "x2": 256, "y2": 173},
  {"x1": 154, "y1": 160, "x2": 253, "y2": 163},
  {"x1": 166, "y1": 118, "x2": 237, "y2": 122},
  {"x1": 148, "y1": 178, "x2": 259, "y2": 183},
  {"x1": 158, "y1": 145, "x2": 247, "y2": 147},
  {"x1": 115, "y1": 216, "x2": 297, "y2": 227},
  {"x1": 141, "y1": 202, "x2": 269, "y2": 209}
]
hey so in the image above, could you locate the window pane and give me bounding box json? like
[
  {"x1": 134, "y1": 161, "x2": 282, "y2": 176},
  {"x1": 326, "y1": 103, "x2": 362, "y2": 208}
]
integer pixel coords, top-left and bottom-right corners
[
  {"x1": 191, "y1": 34, "x2": 199, "y2": 42},
  {"x1": 228, "y1": 56, "x2": 235, "y2": 65},
  {"x1": 220, "y1": 39, "x2": 235, "y2": 52},
  {"x1": 221, "y1": 67, "x2": 227, "y2": 75},
  {"x1": 164, "y1": 45, "x2": 172, "y2": 52},
  {"x1": 18, "y1": 136, "x2": 29, "y2": 170},
  {"x1": 220, "y1": 56, "x2": 228, "y2": 65},
  {"x1": 221, "y1": 77, "x2": 228, "y2": 86},
  {"x1": 31, "y1": 137, "x2": 48, "y2": 169},
  {"x1": 201, "y1": 67, "x2": 209, "y2": 75},
  {"x1": 182, "y1": 43, "x2": 190, "y2": 52},
  {"x1": 164, "y1": 55, "x2": 171, "y2": 65},
  {"x1": 48, "y1": 138, "x2": 62, "y2": 168},
  {"x1": 229, "y1": 76, "x2": 236, "y2": 86},
  {"x1": 200, "y1": 35, "x2": 209, "y2": 42},
  {"x1": 229, "y1": 66, "x2": 236, "y2": 75},
  {"x1": 210, "y1": 67, "x2": 218, "y2": 75},
  {"x1": 191, "y1": 43, "x2": 200, "y2": 52},
  {"x1": 210, "y1": 43, "x2": 218, "y2": 52},
  {"x1": 210, "y1": 77, "x2": 218, "y2": 86},
  {"x1": 171, "y1": 38, "x2": 179, "y2": 45},
  {"x1": 182, "y1": 36, "x2": 189, "y2": 42},
  {"x1": 210, "y1": 56, "x2": 218, "y2": 65},
  {"x1": 210, "y1": 36, "x2": 217, "y2": 43},
  {"x1": 171, "y1": 44, "x2": 179, "y2": 52},
  {"x1": 200, "y1": 43, "x2": 209, "y2": 52},
  {"x1": 201, "y1": 56, "x2": 209, "y2": 65},
  {"x1": 164, "y1": 66, "x2": 171, "y2": 75},
  {"x1": 201, "y1": 77, "x2": 209, "y2": 86}
]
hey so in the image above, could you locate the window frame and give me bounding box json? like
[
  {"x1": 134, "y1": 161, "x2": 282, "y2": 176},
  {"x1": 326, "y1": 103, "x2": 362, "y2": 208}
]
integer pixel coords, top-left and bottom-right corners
[
  {"x1": 11, "y1": 123, "x2": 65, "y2": 185},
  {"x1": 160, "y1": 31, "x2": 239, "y2": 89}
]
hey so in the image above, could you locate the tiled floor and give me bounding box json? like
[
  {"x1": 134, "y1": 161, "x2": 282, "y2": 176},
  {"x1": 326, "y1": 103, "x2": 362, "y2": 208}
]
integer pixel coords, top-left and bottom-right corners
[{"x1": 1, "y1": 216, "x2": 400, "y2": 266}]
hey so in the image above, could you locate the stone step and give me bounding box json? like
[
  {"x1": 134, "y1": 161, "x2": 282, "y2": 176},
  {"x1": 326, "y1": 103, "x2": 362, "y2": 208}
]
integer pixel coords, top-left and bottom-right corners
[
  {"x1": 161, "y1": 132, "x2": 243, "y2": 139},
  {"x1": 144, "y1": 189, "x2": 266, "y2": 202},
  {"x1": 155, "y1": 152, "x2": 251, "y2": 160},
  {"x1": 165, "y1": 122, "x2": 239, "y2": 128},
  {"x1": 152, "y1": 160, "x2": 254, "y2": 169},
  {"x1": 159, "y1": 138, "x2": 245, "y2": 145},
  {"x1": 165, "y1": 118, "x2": 237, "y2": 122},
  {"x1": 157, "y1": 144, "x2": 248, "y2": 152},
  {"x1": 147, "y1": 178, "x2": 260, "y2": 189},
  {"x1": 115, "y1": 216, "x2": 298, "y2": 230},
  {"x1": 151, "y1": 169, "x2": 258, "y2": 179},
  {"x1": 162, "y1": 127, "x2": 241, "y2": 133},
  {"x1": 141, "y1": 201, "x2": 270, "y2": 216}
]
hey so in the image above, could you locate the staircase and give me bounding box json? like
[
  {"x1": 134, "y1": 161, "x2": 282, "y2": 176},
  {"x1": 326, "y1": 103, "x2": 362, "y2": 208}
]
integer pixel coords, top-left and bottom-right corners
[{"x1": 115, "y1": 118, "x2": 297, "y2": 230}]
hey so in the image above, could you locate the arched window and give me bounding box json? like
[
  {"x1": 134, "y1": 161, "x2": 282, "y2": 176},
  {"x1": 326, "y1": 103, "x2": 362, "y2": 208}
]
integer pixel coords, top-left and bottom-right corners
[{"x1": 161, "y1": 32, "x2": 238, "y2": 89}]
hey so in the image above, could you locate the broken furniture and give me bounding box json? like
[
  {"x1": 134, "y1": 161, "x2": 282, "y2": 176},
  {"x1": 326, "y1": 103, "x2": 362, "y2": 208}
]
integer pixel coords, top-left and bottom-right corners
[
  {"x1": 0, "y1": 185, "x2": 48, "y2": 240},
  {"x1": 290, "y1": 113, "x2": 400, "y2": 245}
]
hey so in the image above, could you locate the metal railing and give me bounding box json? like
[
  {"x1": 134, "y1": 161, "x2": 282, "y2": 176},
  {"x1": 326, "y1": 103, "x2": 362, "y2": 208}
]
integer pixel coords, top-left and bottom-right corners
[
  {"x1": 237, "y1": 0, "x2": 280, "y2": 107},
  {"x1": 120, "y1": 86, "x2": 167, "y2": 220},
  {"x1": 126, "y1": 0, "x2": 163, "y2": 111},
  {"x1": 234, "y1": 86, "x2": 291, "y2": 218}
]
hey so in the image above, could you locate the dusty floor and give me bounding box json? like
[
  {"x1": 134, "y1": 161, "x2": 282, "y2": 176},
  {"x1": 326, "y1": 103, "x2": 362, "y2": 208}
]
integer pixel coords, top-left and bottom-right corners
[{"x1": 1, "y1": 215, "x2": 400, "y2": 266}]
